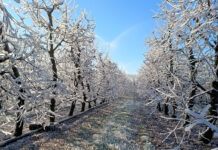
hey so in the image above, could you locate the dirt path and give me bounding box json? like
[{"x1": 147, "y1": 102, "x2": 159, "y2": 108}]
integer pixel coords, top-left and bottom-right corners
[{"x1": 2, "y1": 96, "x2": 154, "y2": 150}]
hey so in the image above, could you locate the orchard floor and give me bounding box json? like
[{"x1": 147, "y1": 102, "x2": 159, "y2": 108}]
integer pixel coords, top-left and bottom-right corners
[{"x1": 2, "y1": 96, "x2": 217, "y2": 150}]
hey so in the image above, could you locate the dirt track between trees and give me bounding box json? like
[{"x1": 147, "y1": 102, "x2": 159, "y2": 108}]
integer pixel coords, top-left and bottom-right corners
[
  {"x1": 2, "y1": 96, "x2": 154, "y2": 150},
  {"x1": 2, "y1": 96, "x2": 217, "y2": 150}
]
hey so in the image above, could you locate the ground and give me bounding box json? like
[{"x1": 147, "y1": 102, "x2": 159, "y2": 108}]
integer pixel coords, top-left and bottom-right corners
[{"x1": 2, "y1": 96, "x2": 217, "y2": 150}]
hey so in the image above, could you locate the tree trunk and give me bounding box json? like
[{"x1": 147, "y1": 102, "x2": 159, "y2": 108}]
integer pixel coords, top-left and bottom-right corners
[
  {"x1": 157, "y1": 102, "x2": 162, "y2": 112},
  {"x1": 48, "y1": 51, "x2": 57, "y2": 124},
  {"x1": 163, "y1": 103, "x2": 169, "y2": 116},
  {"x1": 167, "y1": 35, "x2": 176, "y2": 118},
  {"x1": 184, "y1": 48, "x2": 197, "y2": 126},
  {"x1": 93, "y1": 98, "x2": 97, "y2": 106},
  {"x1": 68, "y1": 51, "x2": 80, "y2": 117},
  {"x1": 69, "y1": 100, "x2": 76, "y2": 116},
  {"x1": 1, "y1": 26, "x2": 25, "y2": 136},
  {"x1": 14, "y1": 96, "x2": 24, "y2": 136},
  {"x1": 184, "y1": 86, "x2": 196, "y2": 125},
  {"x1": 169, "y1": 48, "x2": 177, "y2": 118},
  {"x1": 48, "y1": 11, "x2": 58, "y2": 125},
  {"x1": 87, "y1": 83, "x2": 92, "y2": 109},
  {"x1": 172, "y1": 102, "x2": 177, "y2": 118},
  {"x1": 80, "y1": 90, "x2": 87, "y2": 112},
  {"x1": 201, "y1": 42, "x2": 218, "y2": 143},
  {"x1": 163, "y1": 99, "x2": 169, "y2": 116},
  {"x1": 12, "y1": 66, "x2": 25, "y2": 137},
  {"x1": 81, "y1": 102, "x2": 86, "y2": 112},
  {"x1": 50, "y1": 98, "x2": 55, "y2": 123},
  {"x1": 88, "y1": 102, "x2": 92, "y2": 109}
]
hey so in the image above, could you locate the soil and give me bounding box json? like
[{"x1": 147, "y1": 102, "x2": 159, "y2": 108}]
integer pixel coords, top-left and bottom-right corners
[{"x1": 1, "y1": 96, "x2": 218, "y2": 150}]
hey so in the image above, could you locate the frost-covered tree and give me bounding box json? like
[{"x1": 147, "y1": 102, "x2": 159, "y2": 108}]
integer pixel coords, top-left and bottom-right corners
[
  {"x1": 11, "y1": 0, "x2": 97, "y2": 125},
  {"x1": 137, "y1": 0, "x2": 218, "y2": 145},
  {"x1": 0, "y1": 0, "x2": 44, "y2": 136},
  {"x1": 63, "y1": 16, "x2": 97, "y2": 115},
  {"x1": 0, "y1": 0, "x2": 131, "y2": 139}
]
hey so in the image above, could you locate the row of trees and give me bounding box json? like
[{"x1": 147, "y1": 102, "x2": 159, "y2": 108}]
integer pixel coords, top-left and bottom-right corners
[
  {"x1": 137, "y1": 0, "x2": 217, "y2": 145},
  {"x1": 0, "y1": 0, "x2": 131, "y2": 138}
]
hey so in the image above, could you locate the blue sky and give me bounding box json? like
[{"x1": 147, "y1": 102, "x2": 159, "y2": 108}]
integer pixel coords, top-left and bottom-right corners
[{"x1": 77, "y1": 0, "x2": 161, "y2": 75}]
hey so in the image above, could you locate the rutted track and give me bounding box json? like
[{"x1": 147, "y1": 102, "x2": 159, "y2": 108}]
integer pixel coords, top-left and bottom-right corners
[{"x1": 2, "y1": 96, "x2": 154, "y2": 150}]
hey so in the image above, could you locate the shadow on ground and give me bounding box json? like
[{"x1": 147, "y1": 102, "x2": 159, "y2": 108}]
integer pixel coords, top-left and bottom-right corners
[{"x1": 2, "y1": 96, "x2": 154, "y2": 150}]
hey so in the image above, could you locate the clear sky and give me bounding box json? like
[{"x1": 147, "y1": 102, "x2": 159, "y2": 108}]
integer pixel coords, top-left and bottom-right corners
[{"x1": 77, "y1": 0, "x2": 161, "y2": 75}]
